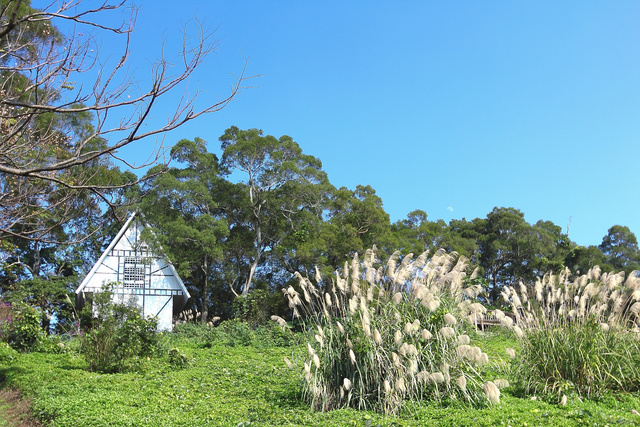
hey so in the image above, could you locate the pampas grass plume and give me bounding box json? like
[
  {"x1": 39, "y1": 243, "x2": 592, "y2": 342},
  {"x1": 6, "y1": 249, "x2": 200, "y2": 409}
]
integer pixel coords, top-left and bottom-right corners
[
  {"x1": 284, "y1": 357, "x2": 293, "y2": 369},
  {"x1": 493, "y1": 379, "x2": 509, "y2": 389},
  {"x1": 456, "y1": 375, "x2": 467, "y2": 390},
  {"x1": 417, "y1": 371, "x2": 429, "y2": 384},
  {"x1": 457, "y1": 334, "x2": 470, "y2": 345},
  {"x1": 392, "y1": 352, "x2": 400, "y2": 367},
  {"x1": 373, "y1": 328, "x2": 382, "y2": 345},
  {"x1": 395, "y1": 330, "x2": 403, "y2": 346},
  {"x1": 404, "y1": 322, "x2": 413, "y2": 334},
  {"x1": 396, "y1": 377, "x2": 406, "y2": 393},
  {"x1": 393, "y1": 292, "x2": 403, "y2": 305},
  {"x1": 439, "y1": 326, "x2": 456, "y2": 339},
  {"x1": 432, "y1": 372, "x2": 445, "y2": 384},
  {"x1": 483, "y1": 381, "x2": 500, "y2": 404},
  {"x1": 513, "y1": 325, "x2": 524, "y2": 339}
]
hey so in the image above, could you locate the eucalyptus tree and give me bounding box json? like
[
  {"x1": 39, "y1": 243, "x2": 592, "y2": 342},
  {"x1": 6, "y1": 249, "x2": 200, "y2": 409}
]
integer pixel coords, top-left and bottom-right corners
[
  {"x1": 324, "y1": 185, "x2": 395, "y2": 268},
  {"x1": 599, "y1": 225, "x2": 640, "y2": 274},
  {"x1": 392, "y1": 210, "x2": 448, "y2": 256},
  {"x1": 478, "y1": 207, "x2": 573, "y2": 304},
  {"x1": 565, "y1": 244, "x2": 609, "y2": 275},
  {"x1": 140, "y1": 138, "x2": 229, "y2": 322},
  {"x1": 219, "y1": 126, "x2": 332, "y2": 296},
  {"x1": 442, "y1": 217, "x2": 484, "y2": 262},
  {"x1": 478, "y1": 207, "x2": 535, "y2": 303}
]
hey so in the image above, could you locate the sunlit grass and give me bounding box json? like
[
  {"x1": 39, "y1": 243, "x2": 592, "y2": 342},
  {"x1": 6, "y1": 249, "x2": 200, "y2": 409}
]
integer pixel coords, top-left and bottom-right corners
[{"x1": 502, "y1": 267, "x2": 640, "y2": 398}]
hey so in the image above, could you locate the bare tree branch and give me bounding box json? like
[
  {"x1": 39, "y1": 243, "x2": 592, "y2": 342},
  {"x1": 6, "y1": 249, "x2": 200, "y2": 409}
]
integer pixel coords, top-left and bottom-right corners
[{"x1": 0, "y1": 0, "x2": 251, "y2": 242}]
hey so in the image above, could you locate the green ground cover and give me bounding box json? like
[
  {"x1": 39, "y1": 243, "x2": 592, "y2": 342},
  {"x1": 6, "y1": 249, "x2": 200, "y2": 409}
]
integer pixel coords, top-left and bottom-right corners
[{"x1": 2, "y1": 331, "x2": 640, "y2": 426}]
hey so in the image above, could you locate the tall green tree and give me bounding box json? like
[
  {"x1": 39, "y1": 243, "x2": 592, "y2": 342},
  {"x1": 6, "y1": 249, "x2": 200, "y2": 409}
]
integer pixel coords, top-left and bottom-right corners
[
  {"x1": 599, "y1": 225, "x2": 640, "y2": 274},
  {"x1": 441, "y1": 217, "x2": 484, "y2": 262},
  {"x1": 529, "y1": 220, "x2": 572, "y2": 276},
  {"x1": 565, "y1": 244, "x2": 609, "y2": 275},
  {"x1": 478, "y1": 207, "x2": 572, "y2": 304},
  {"x1": 391, "y1": 210, "x2": 447, "y2": 257},
  {"x1": 140, "y1": 138, "x2": 229, "y2": 322},
  {"x1": 219, "y1": 126, "x2": 331, "y2": 296},
  {"x1": 324, "y1": 185, "x2": 395, "y2": 268}
]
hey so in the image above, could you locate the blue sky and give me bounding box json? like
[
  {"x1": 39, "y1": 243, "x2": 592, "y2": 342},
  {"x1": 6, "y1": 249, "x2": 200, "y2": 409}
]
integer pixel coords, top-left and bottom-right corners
[{"x1": 58, "y1": 1, "x2": 640, "y2": 247}]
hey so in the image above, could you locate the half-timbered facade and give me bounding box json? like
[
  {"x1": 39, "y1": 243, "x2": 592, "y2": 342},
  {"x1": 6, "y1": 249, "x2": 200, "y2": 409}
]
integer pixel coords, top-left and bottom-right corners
[{"x1": 76, "y1": 213, "x2": 189, "y2": 330}]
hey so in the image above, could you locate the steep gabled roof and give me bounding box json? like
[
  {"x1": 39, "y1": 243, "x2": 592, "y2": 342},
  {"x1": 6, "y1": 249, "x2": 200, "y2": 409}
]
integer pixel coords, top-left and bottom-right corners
[{"x1": 76, "y1": 212, "x2": 190, "y2": 311}]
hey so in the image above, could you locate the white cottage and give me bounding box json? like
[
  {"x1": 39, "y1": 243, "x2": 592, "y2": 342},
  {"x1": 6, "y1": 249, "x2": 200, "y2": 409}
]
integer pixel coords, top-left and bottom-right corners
[{"x1": 76, "y1": 212, "x2": 190, "y2": 331}]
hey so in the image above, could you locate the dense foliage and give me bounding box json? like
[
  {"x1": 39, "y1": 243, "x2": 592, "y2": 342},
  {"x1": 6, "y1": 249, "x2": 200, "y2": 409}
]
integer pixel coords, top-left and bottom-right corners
[{"x1": 131, "y1": 132, "x2": 640, "y2": 323}]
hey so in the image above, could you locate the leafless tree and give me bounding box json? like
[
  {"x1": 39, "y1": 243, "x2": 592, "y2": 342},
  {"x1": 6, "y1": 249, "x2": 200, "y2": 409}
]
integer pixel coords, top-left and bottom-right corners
[{"x1": 0, "y1": 0, "x2": 248, "y2": 242}]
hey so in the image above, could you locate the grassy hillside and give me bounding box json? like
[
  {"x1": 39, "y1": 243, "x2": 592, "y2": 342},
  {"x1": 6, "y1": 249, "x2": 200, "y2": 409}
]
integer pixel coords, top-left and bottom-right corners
[{"x1": 2, "y1": 327, "x2": 640, "y2": 426}]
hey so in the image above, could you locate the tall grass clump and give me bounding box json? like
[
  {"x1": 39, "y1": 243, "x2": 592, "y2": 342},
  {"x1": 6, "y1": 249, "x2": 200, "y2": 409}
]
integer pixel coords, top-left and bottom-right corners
[
  {"x1": 504, "y1": 267, "x2": 640, "y2": 398},
  {"x1": 280, "y1": 248, "x2": 501, "y2": 414}
]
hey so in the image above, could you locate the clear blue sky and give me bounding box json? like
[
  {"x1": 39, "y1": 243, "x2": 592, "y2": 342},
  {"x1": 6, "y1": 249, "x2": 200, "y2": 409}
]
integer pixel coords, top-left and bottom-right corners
[{"x1": 58, "y1": 1, "x2": 640, "y2": 248}]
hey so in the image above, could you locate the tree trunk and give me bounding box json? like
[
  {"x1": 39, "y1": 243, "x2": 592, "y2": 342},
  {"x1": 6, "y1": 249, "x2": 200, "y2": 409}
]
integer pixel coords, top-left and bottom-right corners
[
  {"x1": 201, "y1": 256, "x2": 209, "y2": 323},
  {"x1": 243, "y1": 217, "x2": 263, "y2": 296}
]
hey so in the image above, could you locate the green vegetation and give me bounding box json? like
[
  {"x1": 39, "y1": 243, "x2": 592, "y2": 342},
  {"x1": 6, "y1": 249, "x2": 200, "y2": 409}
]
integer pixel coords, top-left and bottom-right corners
[
  {"x1": 0, "y1": 302, "x2": 41, "y2": 352},
  {"x1": 505, "y1": 268, "x2": 640, "y2": 398},
  {"x1": 285, "y1": 249, "x2": 495, "y2": 414},
  {"x1": 1, "y1": 325, "x2": 640, "y2": 426},
  {"x1": 2, "y1": 1, "x2": 640, "y2": 425},
  {"x1": 78, "y1": 288, "x2": 160, "y2": 373}
]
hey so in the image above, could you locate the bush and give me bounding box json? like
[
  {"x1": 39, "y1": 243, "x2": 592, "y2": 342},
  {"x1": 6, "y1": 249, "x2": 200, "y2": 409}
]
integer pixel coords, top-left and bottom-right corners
[
  {"x1": 0, "y1": 341, "x2": 18, "y2": 364},
  {"x1": 167, "y1": 347, "x2": 191, "y2": 369},
  {"x1": 0, "y1": 302, "x2": 11, "y2": 341},
  {"x1": 35, "y1": 334, "x2": 73, "y2": 354},
  {"x1": 233, "y1": 289, "x2": 288, "y2": 327},
  {"x1": 506, "y1": 267, "x2": 640, "y2": 398},
  {"x1": 282, "y1": 249, "x2": 500, "y2": 414},
  {"x1": 79, "y1": 287, "x2": 160, "y2": 373},
  {"x1": 1, "y1": 302, "x2": 42, "y2": 352}
]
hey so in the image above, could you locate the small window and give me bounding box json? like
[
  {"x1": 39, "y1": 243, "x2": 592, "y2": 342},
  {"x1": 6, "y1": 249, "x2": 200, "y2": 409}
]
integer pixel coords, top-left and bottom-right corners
[
  {"x1": 124, "y1": 256, "x2": 139, "y2": 265},
  {"x1": 122, "y1": 256, "x2": 145, "y2": 288}
]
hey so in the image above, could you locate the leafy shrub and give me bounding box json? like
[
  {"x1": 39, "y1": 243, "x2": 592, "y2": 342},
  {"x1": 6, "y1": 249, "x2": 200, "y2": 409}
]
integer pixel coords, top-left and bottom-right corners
[
  {"x1": 233, "y1": 289, "x2": 288, "y2": 326},
  {"x1": 282, "y1": 249, "x2": 500, "y2": 414},
  {"x1": 79, "y1": 287, "x2": 160, "y2": 373},
  {"x1": 254, "y1": 321, "x2": 297, "y2": 347},
  {"x1": 0, "y1": 302, "x2": 12, "y2": 341},
  {"x1": 221, "y1": 319, "x2": 255, "y2": 346},
  {"x1": 505, "y1": 267, "x2": 640, "y2": 397},
  {"x1": 167, "y1": 347, "x2": 191, "y2": 369},
  {"x1": 2, "y1": 302, "x2": 42, "y2": 352},
  {"x1": 172, "y1": 321, "x2": 213, "y2": 339},
  {"x1": 0, "y1": 341, "x2": 18, "y2": 364},
  {"x1": 35, "y1": 334, "x2": 73, "y2": 354}
]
